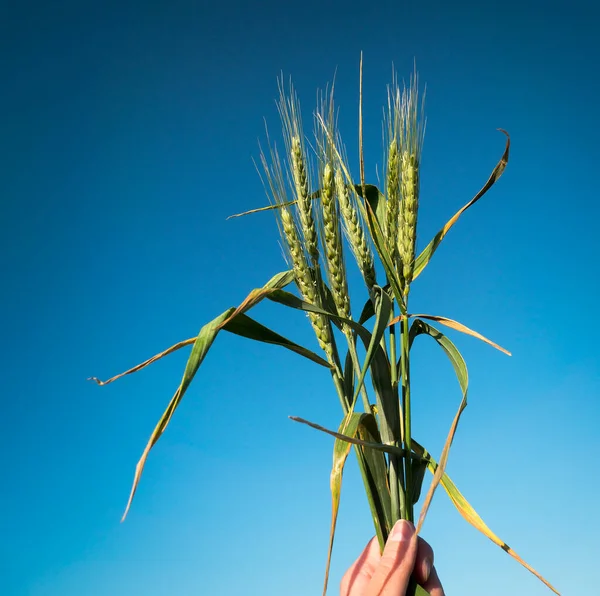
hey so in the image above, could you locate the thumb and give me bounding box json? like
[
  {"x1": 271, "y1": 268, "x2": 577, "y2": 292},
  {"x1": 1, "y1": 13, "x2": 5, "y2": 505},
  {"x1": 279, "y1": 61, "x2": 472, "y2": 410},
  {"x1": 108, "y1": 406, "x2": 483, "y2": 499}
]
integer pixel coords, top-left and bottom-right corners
[{"x1": 366, "y1": 520, "x2": 418, "y2": 596}]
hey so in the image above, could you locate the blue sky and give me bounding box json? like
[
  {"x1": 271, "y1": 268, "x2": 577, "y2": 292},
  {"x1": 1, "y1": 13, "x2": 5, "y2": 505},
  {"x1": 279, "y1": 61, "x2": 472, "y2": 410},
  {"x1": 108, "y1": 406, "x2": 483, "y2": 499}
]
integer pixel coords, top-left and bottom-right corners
[{"x1": 1, "y1": 1, "x2": 599, "y2": 594}]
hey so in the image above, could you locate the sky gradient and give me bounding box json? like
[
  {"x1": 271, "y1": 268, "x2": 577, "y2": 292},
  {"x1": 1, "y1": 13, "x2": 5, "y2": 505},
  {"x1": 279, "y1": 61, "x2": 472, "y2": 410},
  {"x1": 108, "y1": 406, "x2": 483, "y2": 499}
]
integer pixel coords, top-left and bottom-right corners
[{"x1": 1, "y1": 1, "x2": 599, "y2": 595}]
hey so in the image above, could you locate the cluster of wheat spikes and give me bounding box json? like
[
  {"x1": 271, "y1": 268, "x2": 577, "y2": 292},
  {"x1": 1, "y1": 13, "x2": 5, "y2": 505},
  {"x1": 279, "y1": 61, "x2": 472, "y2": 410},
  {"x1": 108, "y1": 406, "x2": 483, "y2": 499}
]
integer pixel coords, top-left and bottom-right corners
[{"x1": 91, "y1": 61, "x2": 559, "y2": 596}]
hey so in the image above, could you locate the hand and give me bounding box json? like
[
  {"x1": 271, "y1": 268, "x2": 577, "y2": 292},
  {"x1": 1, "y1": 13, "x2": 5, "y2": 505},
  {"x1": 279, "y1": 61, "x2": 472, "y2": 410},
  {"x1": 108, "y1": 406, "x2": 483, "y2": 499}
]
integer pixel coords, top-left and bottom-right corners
[{"x1": 341, "y1": 520, "x2": 445, "y2": 596}]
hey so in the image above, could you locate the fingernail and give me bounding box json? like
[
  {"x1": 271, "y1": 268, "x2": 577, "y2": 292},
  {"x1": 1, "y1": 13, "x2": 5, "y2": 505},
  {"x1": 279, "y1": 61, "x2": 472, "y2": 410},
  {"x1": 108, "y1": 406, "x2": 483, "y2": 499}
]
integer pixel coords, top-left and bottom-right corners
[
  {"x1": 389, "y1": 519, "x2": 414, "y2": 542},
  {"x1": 422, "y1": 557, "x2": 432, "y2": 582}
]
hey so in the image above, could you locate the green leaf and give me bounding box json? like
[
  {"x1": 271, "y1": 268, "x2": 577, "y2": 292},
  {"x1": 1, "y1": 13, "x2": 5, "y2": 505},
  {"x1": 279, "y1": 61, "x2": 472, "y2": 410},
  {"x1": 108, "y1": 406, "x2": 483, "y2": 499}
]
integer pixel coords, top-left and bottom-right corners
[
  {"x1": 359, "y1": 187, "x2": 405, "y2": 306},
  {"x1": 356, "y1": 415, "x2": 393, "y2": 540},
  {"x1": 87, "y1": 300, "x2": 328, "y2": 388},
  {"x1": 227, "y1": 188, "x2": 324, "y2": 220},
  {"x1": 409, "y1": 319, "x2": 468, "y2": 534},
  {"x1": 119, "y1": 270, "x2": 295, "y2": 521},
  {"x1": 413, "y1": 130, "x2": 510, "y2": 281},
  {"x1": 227, "y1": 199, "x2": 296, "y2": 219},
  {"x1": 302, "y1": 410, "x2": 426, "y2": 596},
  {"x1": 290, "y1": 416, "x2": 407, "y2": 458},
  {"x1": 350, "y1": 288, "x2": 392, "y2": 411},
  {"x1": 318, "y1": 272, "x2": 344, "y2": 332},
  {"x1": 292, "y1": 413, "x2": 400, "y2": 594},
  {"x1": 223, "y1": 313, "x2": 332, "y2": 368},
  {"x1": 409, "y1": 319, "x2": 468, "y2": 398},
  {"x1": 407, "y1": 578, "x2": 432, "y2": 596},
  {"x1": 412, "y1": 441, "x2": 560, "y2": 595},
  {"x1": 342, "y1": 350, "x2": 354, "y2": 403},
  {"x1": 266, "y1": 288, "x2": 380, "y2": 352},
  {"x1": 358, "y1": 295, "x2": 375, "y2": 325},
  {"x1": 394, "y1": 312, "x2": 511, "y2": 356},
  {"x1": 268, "y1": 288, "x2": 398, "y2": 438},
  {"x1": 409, "y1": 456, "x2": 428, "y2": 506},
  {"x1": 355, "y1": 183, "x2": 387, "y2": 233},
  {"x1": 314, "y1": 412, "x2": 385, "y2": 595}
]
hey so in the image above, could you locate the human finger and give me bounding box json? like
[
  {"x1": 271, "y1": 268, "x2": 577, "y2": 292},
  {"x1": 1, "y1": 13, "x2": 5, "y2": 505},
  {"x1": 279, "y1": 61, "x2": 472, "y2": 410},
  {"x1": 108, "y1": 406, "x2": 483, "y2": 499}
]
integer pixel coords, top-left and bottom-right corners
[
  {"x1": 421, "y1": 565, "x2": 445, "y2": 596},
  {"x1": 365, "y1": 520, "x2": 417, "y2": 596},
  {"x1": 340, "y1": 536, "x2": 381, "y2": 596},
  {"x1": 413, "y1": 536, "x2": 434, "y2": 585}
]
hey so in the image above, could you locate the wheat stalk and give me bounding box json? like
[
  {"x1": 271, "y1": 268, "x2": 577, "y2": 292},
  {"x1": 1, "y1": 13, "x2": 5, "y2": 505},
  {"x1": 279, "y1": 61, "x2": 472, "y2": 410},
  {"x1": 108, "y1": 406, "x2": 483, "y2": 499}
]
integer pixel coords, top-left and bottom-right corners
[{"x1": 96, "y1": 64, "x2": 559, "y2": 596}]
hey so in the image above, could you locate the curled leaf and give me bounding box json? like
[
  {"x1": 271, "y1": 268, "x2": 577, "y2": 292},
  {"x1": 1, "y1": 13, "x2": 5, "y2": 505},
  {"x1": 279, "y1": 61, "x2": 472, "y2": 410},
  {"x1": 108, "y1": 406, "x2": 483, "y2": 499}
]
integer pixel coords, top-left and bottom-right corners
[
  {"x1": 390, "y1": 313, "x2": 511, "y2": 356},
  {"x1": 413, "y1": 130, "x2": 510, "y2": 280}
]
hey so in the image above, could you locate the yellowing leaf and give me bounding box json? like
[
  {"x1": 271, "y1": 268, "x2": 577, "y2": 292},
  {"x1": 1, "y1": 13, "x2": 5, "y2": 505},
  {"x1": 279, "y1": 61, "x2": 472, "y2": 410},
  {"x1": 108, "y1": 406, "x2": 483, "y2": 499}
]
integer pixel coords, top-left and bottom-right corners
[
  {"x1": 290, "y1": 414, "x2": 392, "y2": 595},
  {"x1": 115, "y1": 270, "x2": 297, "y2": 521},
  {"x1": 413, "y1": 441, "x2": 560, "y2": 595},
  {"x1": 412, "y1": 130, "x2": 510, "y2": 280},
  {"x1": 390, "y1": 313, "x2": 511, "y2": 356}
]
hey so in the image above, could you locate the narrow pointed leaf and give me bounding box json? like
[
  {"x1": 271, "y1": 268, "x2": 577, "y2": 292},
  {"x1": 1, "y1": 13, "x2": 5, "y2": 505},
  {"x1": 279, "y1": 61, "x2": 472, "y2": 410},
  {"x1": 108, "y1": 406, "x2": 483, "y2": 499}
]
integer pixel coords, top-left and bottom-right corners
[
  {"x1": 409, "y1": 319, "x2": 468, "y2": 397},
  {"x1": 289, "y1": 416, "x2": 407, "y2": 457},
  {"x1": 363, "y1": 195, "x2": 405, "y2": 305},
  {"x1": 412, "y1": 441, "x2": 560, "y2": 595},
  {"x1": 120, "y1": 270, "x2": 294, "y2": 521},
  {"x1": 270, "y1": 288, "x2": 398, "y2": 440},
  {"x1": 356, "y1": 415, "x2": 393, "y2": 541},
  {"x1": 342, "y1": 350, "x2": 355, "y2": 403},
  {"x1": 88, "y1": 337, "x2": 197, "y2": 386},
  {"x1": 292, "y1": 413, "x2": 394, "y2": 595},
  {"x1": 355, "y1": 184, "x2": 387, "y2": 235},
  {"x1": 321, "y1": 413, "x2": 364, "y2": 596},
  {"x1": 88, "y1": 309, "x2": 329, "y2": 387},
  {"x1": 415, "y1": 392, "x2": 467, "y2": 534},
  {"x1": 409, "y1": 323, "x2": 558, "y2": 593},
  {"x1": 358, "y1": 295, "x2": 375, "y2": 325},
  {"x1": 227, "y1": 188, "x2": 322, "y2": 220},
  {"x1": 223, "y1": 313, "x2": 332, "y2": 368},
  {"x1": 410, "y1": 457, "x2": 428, "y2": 505},
  {"x1": 227, "y1": 199, "x2": 296, "y2": 219},
  {"x1": 319, "y1": 276, "x2": 344, "y2": 331},
  {"x1": 413, "y1": 130, "x2": 510, "y2": 280},
  {"x1": 410, "y1": 319, "x2": 469, "y2": 533},
  {"x1": 350, "y1": 288, "x2": 392, "y2": 411},
  {"x1": 390, "y1": 312, "x2": 511, "y2": 356},
  {"x1": 267, "y1": 288, "x2": 383, "y2": 357}
]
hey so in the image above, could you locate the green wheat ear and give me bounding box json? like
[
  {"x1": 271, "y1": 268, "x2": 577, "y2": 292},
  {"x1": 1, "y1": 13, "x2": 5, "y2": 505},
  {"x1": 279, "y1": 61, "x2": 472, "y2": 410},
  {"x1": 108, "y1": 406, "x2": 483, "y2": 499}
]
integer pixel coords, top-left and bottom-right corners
[
  {"x1": 396, "y1": 71, "x2": 425, "y2": 292},
  {"x1": 335, "y1": 167, "x2": 377, "y2": 292}
]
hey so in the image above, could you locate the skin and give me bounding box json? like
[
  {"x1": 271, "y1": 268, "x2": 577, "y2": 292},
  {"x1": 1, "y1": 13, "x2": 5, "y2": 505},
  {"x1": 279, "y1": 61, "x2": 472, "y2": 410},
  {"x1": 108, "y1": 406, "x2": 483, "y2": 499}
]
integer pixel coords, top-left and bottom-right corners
[{"x1": 341, "y1": 520, "x2": 445, "y2": 596}]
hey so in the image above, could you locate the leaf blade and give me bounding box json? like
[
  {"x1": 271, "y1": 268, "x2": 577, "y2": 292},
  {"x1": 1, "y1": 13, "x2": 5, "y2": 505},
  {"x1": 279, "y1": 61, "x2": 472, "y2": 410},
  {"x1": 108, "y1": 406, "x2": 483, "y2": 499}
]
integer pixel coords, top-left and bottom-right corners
[
  {"x1": 121, "y1": 270, "x2": 295, "y2": 520},
  {"x1": 391, "y1": 312, "x2": 511, "y2": 356},
  {"x1": 291, "y1": 413, "x2": 394, "y2": 595},
  {"x1": 413, "y1": 130, "x2": 510, "y2": 280},
  {"x1": 223, "y1": 313, "x2": 332, "y2": 368},
  {"x1": 412, "y1": 441, "x2": 560, "y2": 595},
  {"x1": 322, "y1": 413, "x2": 364, "y2": 596},
  {"x1": 411, "y1": 320, "x2": 469, "y2": 533},
  {"x1": 289, "y1": 416, "x2": 407, "y2": 458}
]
